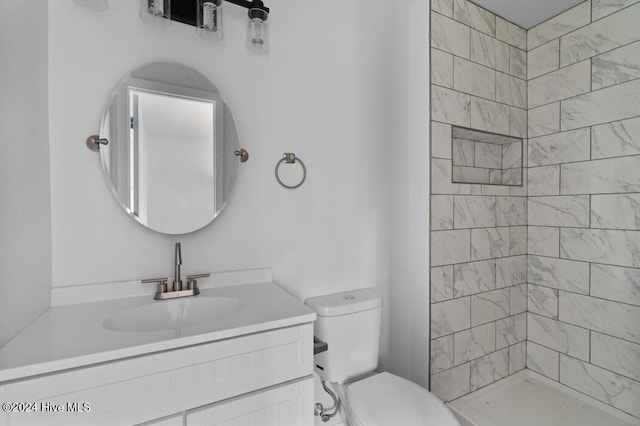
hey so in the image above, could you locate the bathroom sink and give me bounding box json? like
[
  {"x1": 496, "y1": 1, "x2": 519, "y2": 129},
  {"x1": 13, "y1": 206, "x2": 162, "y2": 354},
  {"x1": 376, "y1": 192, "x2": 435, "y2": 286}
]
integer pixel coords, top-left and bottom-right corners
[{"x1": 103, "y1": 296, "x2": 243, "y2": 332}]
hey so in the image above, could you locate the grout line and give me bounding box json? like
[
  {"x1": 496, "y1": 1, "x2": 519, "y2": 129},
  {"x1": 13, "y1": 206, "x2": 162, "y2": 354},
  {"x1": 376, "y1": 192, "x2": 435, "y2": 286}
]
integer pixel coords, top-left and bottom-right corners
[
  {"x1": 528, "y1": 152, "x2": 640, "y2": 169},
  {"x1": 435, "y1": 81, "x2": 513, "y2": 111},
  {"x1": 559, "y1": 93, "x2": 563, "y2": 133},
  {"x1": 495, "y1": 71, "x2": 499, "y2": 107},
  {"x1": 558, "y1": 35, "x2": 562, "y2": 75},
  {"x1": 526, "y1": 73, "x2": 640, "y2": 112},
  {"x1": 529, "y1": 308, "x2": 640, "y2": 349},
  {"x1": 451, "y1": 331, "x2": 456, "y2": 372},
  {"x1": 450, "y1": 121, "x2": 455, "y2": 163},
  {"x1": 557, "y1": 345, "x2": 561, "y2": 381},
  {"x1": 472, "y1": 138, "x2": 477, "y2": 167},
  {"x1": 435, "y1": 224, "x2": 640, "y2": 249},
  {"x1": 558, "y1": 224, "x2": 562, "y2": 258},
  {"x1": 468, "y1": 358, "x2": 472, "y2": 394},
  {"x1": 558, "y1": 163, "x2": 563, "y2": 195},
  {"x1": 529, "y1": 112, "x2": 640, "y2": 139},
  {"x1": 589, "y1": 124, "x2": 594, "y2": 160},
  {"x1": 531, "y1": 343, "x2": 640, "y2": 392},
  {"x1": 529, "y1": 191, "x2": 640, "y2": 201},
  {"x1": 556, "y1": 286, "x2": 561, "y2": 320},
  {"x1": 452, "y1": 195, "x2": 457, "y2": 229},
  {"x1": 588, "y1": 261, "x2": 592, "y2": 296},
  {"x1": 589, "y1": 57, "x2": 593, "y2": 93},
  {"x1": 439, "y1": 280, "x2": 526, "y2": 303},
  {"x1": 430, "y1": 45, "x2": 530, "y2": 83}
]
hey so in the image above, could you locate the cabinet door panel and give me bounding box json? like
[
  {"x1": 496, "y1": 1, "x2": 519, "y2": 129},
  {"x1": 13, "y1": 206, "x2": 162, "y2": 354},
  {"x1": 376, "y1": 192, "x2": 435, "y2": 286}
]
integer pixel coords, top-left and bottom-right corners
[{"x1": 187, "y1": 377, "x2": 313, "y2": 426}]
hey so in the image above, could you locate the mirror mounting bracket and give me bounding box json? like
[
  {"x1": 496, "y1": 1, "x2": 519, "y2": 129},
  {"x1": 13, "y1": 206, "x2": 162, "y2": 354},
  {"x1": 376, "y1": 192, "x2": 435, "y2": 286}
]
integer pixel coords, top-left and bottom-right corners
[
  {"x1": 234, "y1": 148, "x2": 249, "y2": 163},
  {"x1": 86, "y1": 135, "x2": 109, "y2": 152}
]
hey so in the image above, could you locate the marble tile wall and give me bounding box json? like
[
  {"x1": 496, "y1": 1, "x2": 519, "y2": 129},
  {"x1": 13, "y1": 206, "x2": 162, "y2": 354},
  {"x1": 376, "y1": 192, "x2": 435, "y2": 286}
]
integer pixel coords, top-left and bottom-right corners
[
  {"x1": 430, "y1": 0, "x2": 527, "y2": 402},
  {"x1": 525, "y1": 0, "x2": 640, "y2": 419},
  {"x1": 430, "y1": 0, "x2": 640, "y2": 419}
]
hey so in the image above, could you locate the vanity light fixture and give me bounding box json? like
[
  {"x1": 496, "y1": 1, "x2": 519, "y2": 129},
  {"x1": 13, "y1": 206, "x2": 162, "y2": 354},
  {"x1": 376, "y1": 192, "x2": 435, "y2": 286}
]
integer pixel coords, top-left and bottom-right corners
[
  {"x1": 139, "y1": 0, "x2": 271, "y2": 52},
  {"x1": 197, "y1": 0, "x2": 224, "y2": 40},
  {"x1": 140, "y1": 0, "x2": 171, "y2": 27},
  {"x1": 246, "y1": 5, "x2": 269, "y2": 52}
]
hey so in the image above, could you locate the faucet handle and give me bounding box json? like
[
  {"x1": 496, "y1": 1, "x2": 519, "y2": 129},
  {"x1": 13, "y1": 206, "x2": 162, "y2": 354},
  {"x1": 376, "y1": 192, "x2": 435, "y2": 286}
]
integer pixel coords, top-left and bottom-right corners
[
  {"x1": 186, "y1": 273, "x2": 210, "y2": 293},
  {"x1": 142, "y1": 277, "x2": 168, "y2": 296}
]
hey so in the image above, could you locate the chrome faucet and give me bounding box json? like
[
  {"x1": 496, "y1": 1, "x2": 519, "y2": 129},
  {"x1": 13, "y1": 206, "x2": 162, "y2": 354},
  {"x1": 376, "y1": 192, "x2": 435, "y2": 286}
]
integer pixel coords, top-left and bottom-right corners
[
  {"x1": 142, "y1": 241, "x2": 210, "y2": 300},
  {"x1": 173, "y1": 241, "x2": 182, "y2": 292}
]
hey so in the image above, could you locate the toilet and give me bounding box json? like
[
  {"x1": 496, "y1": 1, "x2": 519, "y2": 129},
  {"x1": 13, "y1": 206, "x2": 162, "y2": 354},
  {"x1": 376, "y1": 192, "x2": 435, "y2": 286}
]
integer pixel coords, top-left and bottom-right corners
[{"x1": 306, "y1": 289, "x2": 460, "y2": 426}]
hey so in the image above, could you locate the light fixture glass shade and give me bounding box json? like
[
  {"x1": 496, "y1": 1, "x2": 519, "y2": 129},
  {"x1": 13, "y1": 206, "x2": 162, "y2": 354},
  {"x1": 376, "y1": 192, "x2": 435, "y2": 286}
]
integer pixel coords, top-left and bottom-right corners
[
  {"x1": 246, "y1": 8, "x2": 270, "y2": 53},
  {"x1": 139, "y1": 0, "x2": 171, "y2": 27},
  {"x1": 74, "y1": 0, "x2": 108, "y2": 12},
  {"x1": 197, "y1": 0, "x2": 224, "y2": 41}
]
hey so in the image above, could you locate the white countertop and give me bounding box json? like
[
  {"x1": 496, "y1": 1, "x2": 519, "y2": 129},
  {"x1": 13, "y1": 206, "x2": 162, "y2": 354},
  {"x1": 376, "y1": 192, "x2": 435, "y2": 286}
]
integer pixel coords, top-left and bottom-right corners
[{"x1": 0, "y1": 281, "x2": 315, "y2": 383}]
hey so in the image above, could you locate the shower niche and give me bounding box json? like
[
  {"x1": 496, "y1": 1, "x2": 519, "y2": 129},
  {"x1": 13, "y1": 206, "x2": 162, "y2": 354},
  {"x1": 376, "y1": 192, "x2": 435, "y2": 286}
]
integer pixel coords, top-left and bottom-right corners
[{"x1": 451, "y1": 126, "x2": 522, "y2": 186}]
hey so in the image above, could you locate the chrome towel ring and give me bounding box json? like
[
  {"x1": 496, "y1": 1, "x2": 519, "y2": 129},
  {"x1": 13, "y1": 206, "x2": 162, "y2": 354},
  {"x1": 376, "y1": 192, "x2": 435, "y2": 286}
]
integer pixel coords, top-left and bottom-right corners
[{"x1": 275, "y1": 153, "x2": 307, "y2": 189}]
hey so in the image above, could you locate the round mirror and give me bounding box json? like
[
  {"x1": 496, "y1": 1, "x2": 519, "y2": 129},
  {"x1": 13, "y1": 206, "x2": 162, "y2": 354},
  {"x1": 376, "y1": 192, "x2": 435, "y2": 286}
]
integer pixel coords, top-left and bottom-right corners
[{"x1": 98, "y1": 62, "x2": 241, "y2": 234}]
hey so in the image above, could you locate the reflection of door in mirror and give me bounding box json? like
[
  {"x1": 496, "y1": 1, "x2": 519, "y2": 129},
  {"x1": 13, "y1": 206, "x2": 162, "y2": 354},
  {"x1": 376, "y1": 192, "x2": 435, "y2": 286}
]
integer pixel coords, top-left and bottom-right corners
[{"x1": 126, "y1": 80, "x2": 224, "y2": 234}]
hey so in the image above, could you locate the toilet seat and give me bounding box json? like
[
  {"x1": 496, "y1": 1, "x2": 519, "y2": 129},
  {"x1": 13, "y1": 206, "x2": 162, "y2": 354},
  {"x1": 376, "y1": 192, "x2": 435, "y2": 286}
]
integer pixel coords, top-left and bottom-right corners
[{"x1": 344, "y1": 372, "x2": 460, "y2": 426}]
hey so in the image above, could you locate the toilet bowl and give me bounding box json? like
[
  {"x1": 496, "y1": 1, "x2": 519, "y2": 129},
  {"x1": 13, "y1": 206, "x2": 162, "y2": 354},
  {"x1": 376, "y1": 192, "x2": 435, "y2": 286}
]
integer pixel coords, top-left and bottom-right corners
[
  {"x1": 339, "y1": 372, "x2": 460, "y2": 425},
  {"x1": 306, "y1": 289, "x2": 459, "y2": 426}
]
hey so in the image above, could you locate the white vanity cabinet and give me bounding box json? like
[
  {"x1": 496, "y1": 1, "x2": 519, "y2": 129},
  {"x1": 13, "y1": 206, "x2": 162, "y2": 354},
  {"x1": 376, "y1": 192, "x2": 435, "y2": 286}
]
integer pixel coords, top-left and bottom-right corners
[{"x1": 1, "y1": 324, "x2": 314, "y2": 426}]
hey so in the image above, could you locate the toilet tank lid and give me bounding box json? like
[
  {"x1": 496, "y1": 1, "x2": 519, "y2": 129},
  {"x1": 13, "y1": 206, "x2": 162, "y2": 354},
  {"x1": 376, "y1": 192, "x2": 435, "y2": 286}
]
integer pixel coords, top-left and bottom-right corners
[{"x1": 305, "y1": 288, "x2": 382, "y2": 317}]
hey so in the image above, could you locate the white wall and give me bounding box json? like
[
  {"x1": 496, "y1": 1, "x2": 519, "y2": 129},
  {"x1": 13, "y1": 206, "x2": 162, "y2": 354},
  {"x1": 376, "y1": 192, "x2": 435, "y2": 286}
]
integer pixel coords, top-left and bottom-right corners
[
  {"x1": 48, "y1": 1, "x2": 396, "y2": 355},
  {"x1": 385, "y1": 0, "x2": 431, "y2": 387},
  {"x1": 0, "y1": 0, "x2": 52, "y2": 345},
  {"x1": 0, "y1": 0, "x2": 432, "y2": 383}
]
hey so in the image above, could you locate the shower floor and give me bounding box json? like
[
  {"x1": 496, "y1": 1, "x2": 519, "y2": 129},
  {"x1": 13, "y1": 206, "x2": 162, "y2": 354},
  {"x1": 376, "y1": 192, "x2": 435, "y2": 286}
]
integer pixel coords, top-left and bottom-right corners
[{"x1": 447, "y1": 369, "x2": 640, "y2": 426}]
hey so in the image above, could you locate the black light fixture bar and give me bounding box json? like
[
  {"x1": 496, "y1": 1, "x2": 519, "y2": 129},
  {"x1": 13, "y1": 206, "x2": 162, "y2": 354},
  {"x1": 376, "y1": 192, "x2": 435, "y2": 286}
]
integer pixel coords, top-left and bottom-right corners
[
  {"x1": 226, "y1": 0, "x2": 269, "y2": 13},
  {"x1": 171, "y1": 0, "x2": 268, "y2": 27}
]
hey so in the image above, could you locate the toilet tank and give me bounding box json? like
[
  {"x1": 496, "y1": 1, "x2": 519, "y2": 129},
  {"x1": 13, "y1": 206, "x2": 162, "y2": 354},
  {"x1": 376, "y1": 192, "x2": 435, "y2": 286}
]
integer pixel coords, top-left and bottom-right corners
[{"x1": 305, "y1": 289, "x2": 382, "y2": 383}]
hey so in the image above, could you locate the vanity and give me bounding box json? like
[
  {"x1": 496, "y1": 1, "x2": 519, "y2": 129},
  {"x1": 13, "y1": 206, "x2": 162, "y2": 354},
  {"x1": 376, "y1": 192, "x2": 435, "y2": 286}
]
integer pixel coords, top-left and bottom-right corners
[
  {"x1": 0, "y1": 56, "x2": 319, "y2": 424},
  {"x1": 0, "y1": 271, "x2": 316, "y2": 425}
]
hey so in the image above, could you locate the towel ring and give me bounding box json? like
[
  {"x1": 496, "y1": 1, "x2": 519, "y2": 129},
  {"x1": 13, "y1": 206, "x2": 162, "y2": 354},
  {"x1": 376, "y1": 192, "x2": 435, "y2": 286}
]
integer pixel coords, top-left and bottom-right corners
[{"x1": 275, "y1": 153, "x2": 307, "y2": 189}]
